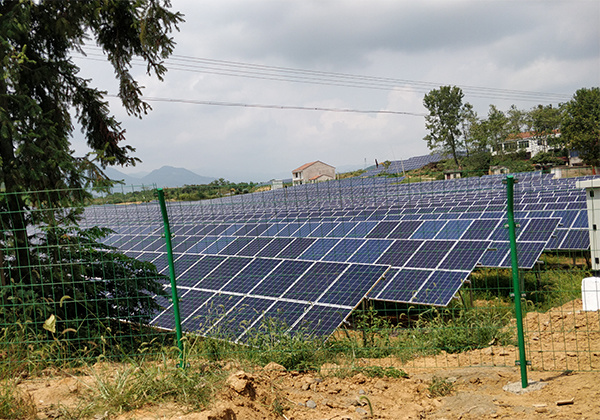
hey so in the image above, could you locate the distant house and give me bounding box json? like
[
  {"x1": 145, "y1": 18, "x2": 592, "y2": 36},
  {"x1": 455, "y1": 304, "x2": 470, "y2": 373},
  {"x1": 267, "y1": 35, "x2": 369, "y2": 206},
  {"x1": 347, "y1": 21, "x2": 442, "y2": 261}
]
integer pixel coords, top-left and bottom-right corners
[
  {"x1": 292, "y1": 161, "x2": 335, "y2": 185},
  {"x1": 491, "y1": 130, "x2": 561, "y2": 158}
]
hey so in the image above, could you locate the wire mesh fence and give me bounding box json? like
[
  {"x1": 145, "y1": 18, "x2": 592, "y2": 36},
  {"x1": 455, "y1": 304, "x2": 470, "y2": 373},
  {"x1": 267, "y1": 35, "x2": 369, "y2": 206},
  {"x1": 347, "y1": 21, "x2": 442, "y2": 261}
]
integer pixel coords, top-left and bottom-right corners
[{"x1": 1, "y1": 172, "x2": 599, "y2": 374}]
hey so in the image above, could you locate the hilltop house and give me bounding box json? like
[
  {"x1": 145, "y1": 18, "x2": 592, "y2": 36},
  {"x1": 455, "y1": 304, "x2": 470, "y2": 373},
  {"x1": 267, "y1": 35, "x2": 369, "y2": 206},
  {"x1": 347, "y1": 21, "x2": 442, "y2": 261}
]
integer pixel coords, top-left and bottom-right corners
[
  {"x1": 292, "y1": 161, "x2": 335, "y2": 186},
  {"x1": 491, "y1": 130, "x2": 561, "y2": 158}
]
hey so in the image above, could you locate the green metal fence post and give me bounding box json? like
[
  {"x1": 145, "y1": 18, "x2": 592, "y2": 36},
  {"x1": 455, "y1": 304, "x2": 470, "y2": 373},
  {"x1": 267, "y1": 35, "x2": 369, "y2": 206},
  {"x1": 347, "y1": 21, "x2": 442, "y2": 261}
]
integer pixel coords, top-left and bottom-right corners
[
  {"x1": 157, "y1": 188, "x2": 185, "y2": 367},
  {"x1": 505, "y1": 175, "x2": 528, "y2": 388}
]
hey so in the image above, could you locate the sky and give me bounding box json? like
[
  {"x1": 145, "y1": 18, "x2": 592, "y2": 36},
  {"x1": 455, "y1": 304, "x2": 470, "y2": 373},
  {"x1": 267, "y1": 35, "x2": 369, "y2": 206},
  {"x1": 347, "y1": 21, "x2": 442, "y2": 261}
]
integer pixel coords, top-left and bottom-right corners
[{"x1": 70, "y1": 0, "x2": 600, "y2": 182}]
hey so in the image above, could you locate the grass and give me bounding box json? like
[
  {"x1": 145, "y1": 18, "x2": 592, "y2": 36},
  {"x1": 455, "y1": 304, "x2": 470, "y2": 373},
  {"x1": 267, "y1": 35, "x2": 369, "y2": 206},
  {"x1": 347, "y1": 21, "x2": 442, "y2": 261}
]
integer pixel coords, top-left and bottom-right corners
[
  {"x1": 0, "y1": 252, "x2": 590, "y2": 417},
  {"x1": 82, "y1": 357, "x2": 224, "y2": 416},
  {"x1": 428, "y1": 376, "x2": 454, "y2": 397},
  {"x1": 0, "y1": 381, "x2": 37, "y2": 420}
]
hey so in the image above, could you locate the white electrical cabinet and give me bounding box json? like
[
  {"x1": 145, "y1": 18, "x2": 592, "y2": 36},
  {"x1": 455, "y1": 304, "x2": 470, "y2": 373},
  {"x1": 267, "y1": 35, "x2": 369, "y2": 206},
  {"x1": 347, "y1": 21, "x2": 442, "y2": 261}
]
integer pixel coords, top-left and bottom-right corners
[{"x1": 576, "y1": 178, "x2": 600, "y2": 271}]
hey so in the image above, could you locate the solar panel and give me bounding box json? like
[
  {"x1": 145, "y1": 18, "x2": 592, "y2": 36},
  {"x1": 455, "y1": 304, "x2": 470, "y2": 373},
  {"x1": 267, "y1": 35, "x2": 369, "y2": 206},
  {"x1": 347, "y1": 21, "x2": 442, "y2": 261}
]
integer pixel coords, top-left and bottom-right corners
[{"x1": 84, "y1": 172, "x2": 599, "y2": 339}]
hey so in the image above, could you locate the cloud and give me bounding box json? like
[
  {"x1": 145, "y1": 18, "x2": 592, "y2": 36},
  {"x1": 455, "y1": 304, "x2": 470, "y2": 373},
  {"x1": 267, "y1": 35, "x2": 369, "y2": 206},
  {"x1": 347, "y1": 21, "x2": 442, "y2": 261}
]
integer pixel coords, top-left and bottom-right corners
[{"x1": 69, "y1": 0, "x2": 599, "y2": 182}]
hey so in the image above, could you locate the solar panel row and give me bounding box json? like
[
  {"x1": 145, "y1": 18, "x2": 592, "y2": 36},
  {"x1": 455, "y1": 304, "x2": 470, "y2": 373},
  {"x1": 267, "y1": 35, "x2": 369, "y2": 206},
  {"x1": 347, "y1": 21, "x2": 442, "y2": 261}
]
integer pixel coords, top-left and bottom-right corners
[{"x1": 82, "y1": 172, "x2": 598, "y2": 340}]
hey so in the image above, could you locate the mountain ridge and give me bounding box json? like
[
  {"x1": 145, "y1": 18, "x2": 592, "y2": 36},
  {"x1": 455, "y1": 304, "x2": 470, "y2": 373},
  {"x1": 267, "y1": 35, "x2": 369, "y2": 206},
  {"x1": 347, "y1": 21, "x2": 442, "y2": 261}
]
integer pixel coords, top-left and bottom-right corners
[{"x1": 104, "y1": 166, "x2": 215, "y2": 188}]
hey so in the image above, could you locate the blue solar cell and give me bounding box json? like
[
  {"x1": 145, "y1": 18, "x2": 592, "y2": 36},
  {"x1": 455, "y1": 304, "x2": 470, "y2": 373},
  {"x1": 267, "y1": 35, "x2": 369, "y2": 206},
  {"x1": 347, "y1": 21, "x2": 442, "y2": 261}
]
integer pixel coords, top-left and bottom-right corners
[
  {"x1": 322, "y1": 238, "x2": 365, "y2": 262},
  {"x1": 221, "y1": 258, "x2": 280, "y2": 293},
  {"x1": 387, "y1": 220, "x2": 423, "y2": 239},
  {"x1": 186, "y1": 236, "x2": 218, "y2": 253},
  {"x1": 212, "y1": 296, "x2": 274, "y2": 340},
  {"x1": 251, "y1": 260, "x2": 313, "y2": 297},
  {"x1": 298, "y1": 238, "x2": 340, "y2": 260},
  {"x1": 206, "y1": 225, "x2": 228, "y2": 236},
  {"x1": 203, "y1": 236, "x2": 237, "y2": 254},
  {"x1": 260, "y1": 223, "x2": 287, "y2": 236},
  {"x1": 439, "y1": 240, "x2": 489, "y2": 270},
  {"x1": 178, "y1": 255, "x2": 225, "y2": 287},
  {"x1": 194, "y1": 257, "x2": 252, "y2": 290},
  {"x1": 319, "y1": 264, "x2": 387, "y2": 307},
  {"x1": 518, "y1": 218, "x2": 559, "y2": 242},
  {"x1": 412, "y1": 271, "x2": 466, "y2": 306},
  {"x1": 221, "y1": 223, "x2": 245, "y2": 235},
  {"x1": 546, "y1": 228, "x2": 568, "y2": 249},
  {"x1": 572, "y1": 211, "x2": 588, "y2": 228},
  {"x1": 244, "y1": 223, "x2": 270, "y2": 236},
  {"x1": 435, "y1": 219, "x2": 472, "y2": 240},
  {"x1": 376, "y1": 239, "x2": 423, "y2": 267},
  {"x1": 282, "y1": 261, "x2": 347, "y2": 301},
  {"x1": 309, "y1": 221, "x2": 339, "y2": 237},
  {"x1": 462, "y1": 219, "x2": 499, "y2": 240},
  {"x1": 291, "y1": 222, "x2": 317, "y2": 237},
  {"x1": 277, "y1": 238, "x2": 317, "y2": 259},
  {"x1": 552, "y1": 210, "x2": 577, "y2": 228},
  {"x1": 346, "y1": 221, "x2": 379, "y2": 237},
  {"x1": 142, "y1": 237, "x2": 166, "y2": 252},
  {"x1": 479, "y1": 242, "x2": 509, "y2": 267},
  {"x1": 219, "y1": 237, "x2": 256, "y2": 255},
  {"x1": 291, "y1": 305, "x2": 352, "y2": 337},
  {"x1": 256, "y1": 237, "x2": 295, "y2": 258},
  {"x1": 184, "y1": 293, "x2": 243, "y2": 334},
  {"x1": 327, "y1": 221, "x2": 359, "y2": 238},
  {"x1": 254, "y1": 300, "x2": 311, "y2": 335},
  {"x1": 373, "y1": 269, "x2": 431, "y2": 302},
  {"x1": 503, "y1": 241, "x2": 547, "y2": 268},
  {"x1": 275, "y1": 222, "x2": 304, "y2": 236},
  {"x1": 153, "y1": 289, "x2": 214, "y2": 332},
  {"x1": 411, "y1": 220, "x2": 447, "y2": 239},
  {"x1": 561, "y1": 229, "x2": 589, "y2": 250},
  {"x1": 366, "y1": 221, "x2": 399, "y2": 238},
  {"x1": 405, "y1": 240, "x2": 455, "y2": 269},
  {"x1": 235, "y1": 237, "x2": 273, "y2": 256},
  {"x1": 347, "y1": 239, "x2": 393, "y2": 264}
]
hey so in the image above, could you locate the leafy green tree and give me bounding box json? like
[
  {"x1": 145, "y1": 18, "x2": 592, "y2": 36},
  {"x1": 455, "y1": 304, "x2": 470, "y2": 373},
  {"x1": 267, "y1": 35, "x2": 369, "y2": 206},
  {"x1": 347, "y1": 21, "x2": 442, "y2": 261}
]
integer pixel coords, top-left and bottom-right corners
[
  {"x1": 482, "y1": 105, "x2": 509, "y2": 154},
  {"x1": 561, "y1": 87, "x2": 600, "y2": 169},
  {"x1": 423, "y1": 86, "x2": 470, "y2": 168},
  {"x1": 528, "y1": 104, "x2": 564, "y2": 150},
  {"x1": 0, "y1": 1, "x2": 182, "y2": 350}
]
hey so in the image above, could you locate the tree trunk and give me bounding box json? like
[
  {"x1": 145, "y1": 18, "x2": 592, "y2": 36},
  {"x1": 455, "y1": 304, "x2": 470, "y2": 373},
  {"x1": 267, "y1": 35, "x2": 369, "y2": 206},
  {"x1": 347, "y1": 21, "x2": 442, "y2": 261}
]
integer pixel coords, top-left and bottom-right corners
[{"x1": 0, "y1": 79, "x2": 31, "y2": 284}]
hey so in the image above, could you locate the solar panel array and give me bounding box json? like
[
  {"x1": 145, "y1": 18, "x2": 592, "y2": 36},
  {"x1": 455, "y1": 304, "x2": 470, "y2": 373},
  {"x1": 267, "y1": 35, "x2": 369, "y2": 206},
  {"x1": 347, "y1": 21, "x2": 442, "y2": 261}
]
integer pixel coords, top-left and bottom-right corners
[
  {"x1": 361, "y1": 153, "x2": 445, "y2": 177},
  {"x1": 82, "y1": 171, "x2": 597, "y2": 340}
]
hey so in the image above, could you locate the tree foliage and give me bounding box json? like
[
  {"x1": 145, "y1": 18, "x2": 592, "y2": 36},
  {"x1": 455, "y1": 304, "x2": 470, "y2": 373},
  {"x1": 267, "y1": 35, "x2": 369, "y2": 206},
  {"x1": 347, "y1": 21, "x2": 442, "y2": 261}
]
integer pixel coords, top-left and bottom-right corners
[
  {"x1": 423, "y1": 86, "x2": 470, "y2": 168},
  {"x1": 0, "y1": 1, "x2": 183, "y2": 351},
  {"x1": 561, "y1": 87, "x2": 600, "y2": 168}
]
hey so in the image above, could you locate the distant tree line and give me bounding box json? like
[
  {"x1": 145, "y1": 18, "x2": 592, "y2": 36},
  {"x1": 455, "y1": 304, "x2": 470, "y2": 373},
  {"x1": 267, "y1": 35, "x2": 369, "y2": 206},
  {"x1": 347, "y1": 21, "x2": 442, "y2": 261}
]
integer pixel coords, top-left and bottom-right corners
[
  {"x1": 422, "y1": 86, "x2": 600, "y2": 173},
  {"x1": 99, "y1": 179, "x2": 261, "y2": 204}
]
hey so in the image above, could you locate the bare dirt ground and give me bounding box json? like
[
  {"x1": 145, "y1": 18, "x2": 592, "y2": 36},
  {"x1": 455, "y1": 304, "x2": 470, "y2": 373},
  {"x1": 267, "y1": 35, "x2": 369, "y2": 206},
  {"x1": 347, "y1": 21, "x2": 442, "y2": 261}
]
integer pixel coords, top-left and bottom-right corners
[{"x1": 19, "y1": 300, "x2": 600, "y2": 420}]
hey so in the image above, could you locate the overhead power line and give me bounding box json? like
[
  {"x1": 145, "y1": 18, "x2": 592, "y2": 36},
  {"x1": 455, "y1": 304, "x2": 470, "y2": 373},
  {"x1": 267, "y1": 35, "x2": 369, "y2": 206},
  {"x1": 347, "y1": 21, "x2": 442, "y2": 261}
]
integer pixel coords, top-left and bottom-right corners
[
  {"x1": 107, "y1": 94, "x2": 426, "y2": 116},
  {"x1": 75, "y1": 46, "x2": 572, "y2": 104}
]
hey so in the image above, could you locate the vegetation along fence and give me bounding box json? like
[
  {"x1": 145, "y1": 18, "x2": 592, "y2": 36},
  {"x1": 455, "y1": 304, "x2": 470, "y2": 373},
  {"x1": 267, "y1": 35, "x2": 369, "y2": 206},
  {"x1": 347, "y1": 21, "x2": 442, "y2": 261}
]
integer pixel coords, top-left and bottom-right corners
[{"x1": 1, "y1": 171, "x2": 599, "y2": 377}]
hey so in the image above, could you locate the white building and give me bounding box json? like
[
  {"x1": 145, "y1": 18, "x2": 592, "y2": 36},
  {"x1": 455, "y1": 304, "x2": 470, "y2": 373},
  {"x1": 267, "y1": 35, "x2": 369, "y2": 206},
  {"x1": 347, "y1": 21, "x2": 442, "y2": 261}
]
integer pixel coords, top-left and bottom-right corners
[
  {"x1": 491, "y1": 131, "x2": 561, "y2": 158},
  {"x1": 292, "y1": 161, "x2": 336, "y2": 186}
]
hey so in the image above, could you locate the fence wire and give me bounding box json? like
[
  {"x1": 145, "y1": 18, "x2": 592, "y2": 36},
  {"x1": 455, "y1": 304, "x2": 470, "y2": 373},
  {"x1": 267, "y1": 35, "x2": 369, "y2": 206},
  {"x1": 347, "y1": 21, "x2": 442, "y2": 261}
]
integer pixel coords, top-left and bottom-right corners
[{"x1": 1, "y1": 172, "x2": 599, "y2": 373}]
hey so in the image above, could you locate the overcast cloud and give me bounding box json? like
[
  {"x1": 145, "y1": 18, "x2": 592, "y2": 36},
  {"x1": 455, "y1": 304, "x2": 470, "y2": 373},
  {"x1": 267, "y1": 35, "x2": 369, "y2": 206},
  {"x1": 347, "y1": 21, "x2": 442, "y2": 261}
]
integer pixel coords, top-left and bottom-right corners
[{"x1": 71, "y1": 0, "x2": 600, "y2": 182}]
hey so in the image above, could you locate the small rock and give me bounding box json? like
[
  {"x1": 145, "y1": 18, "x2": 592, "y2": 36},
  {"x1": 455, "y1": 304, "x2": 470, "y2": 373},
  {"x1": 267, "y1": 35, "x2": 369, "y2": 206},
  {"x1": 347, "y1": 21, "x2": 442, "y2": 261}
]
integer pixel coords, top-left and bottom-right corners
[
  {"x1": 356, "y1": 406, "x2": 369, "y2": 416},
  {"x1": 556, "y1": 398, "x2": 574, "y2": 406},
  {"x1": 359, "y1": 389, "x2": 366, "y2": 395},
  {"x1": 306, "y1": 399, "x2": 317, "y2": 409},
  {"x1": 301, "y1": 383, "x2": 310, "y2": 391},
  {"x1": 263, "y1": 361, "x2": 286, "y2": 373},
  {"x1": 374, "y1": 379, "x2": 387, "y2": 390},
  {"x1": 535, "y1": 407, "x2": 549, "y2": 413}
]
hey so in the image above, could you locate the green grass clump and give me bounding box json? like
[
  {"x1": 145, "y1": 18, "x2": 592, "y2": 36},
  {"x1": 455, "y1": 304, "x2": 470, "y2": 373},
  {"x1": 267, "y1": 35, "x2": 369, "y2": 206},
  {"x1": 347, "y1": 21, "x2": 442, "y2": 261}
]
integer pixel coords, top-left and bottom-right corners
[
  {"x1": 428, "y1": 376, "x2": 454, "y2": 397},
  {"x1": 85, "y1": 358, "x2": 223, "y2": 415},
  {"x1": 0, "y1": 381, "x2": 37, "y2": 420},
  {"x1": 334, "y1": 365, "x2": 407, "y2": 379}
]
